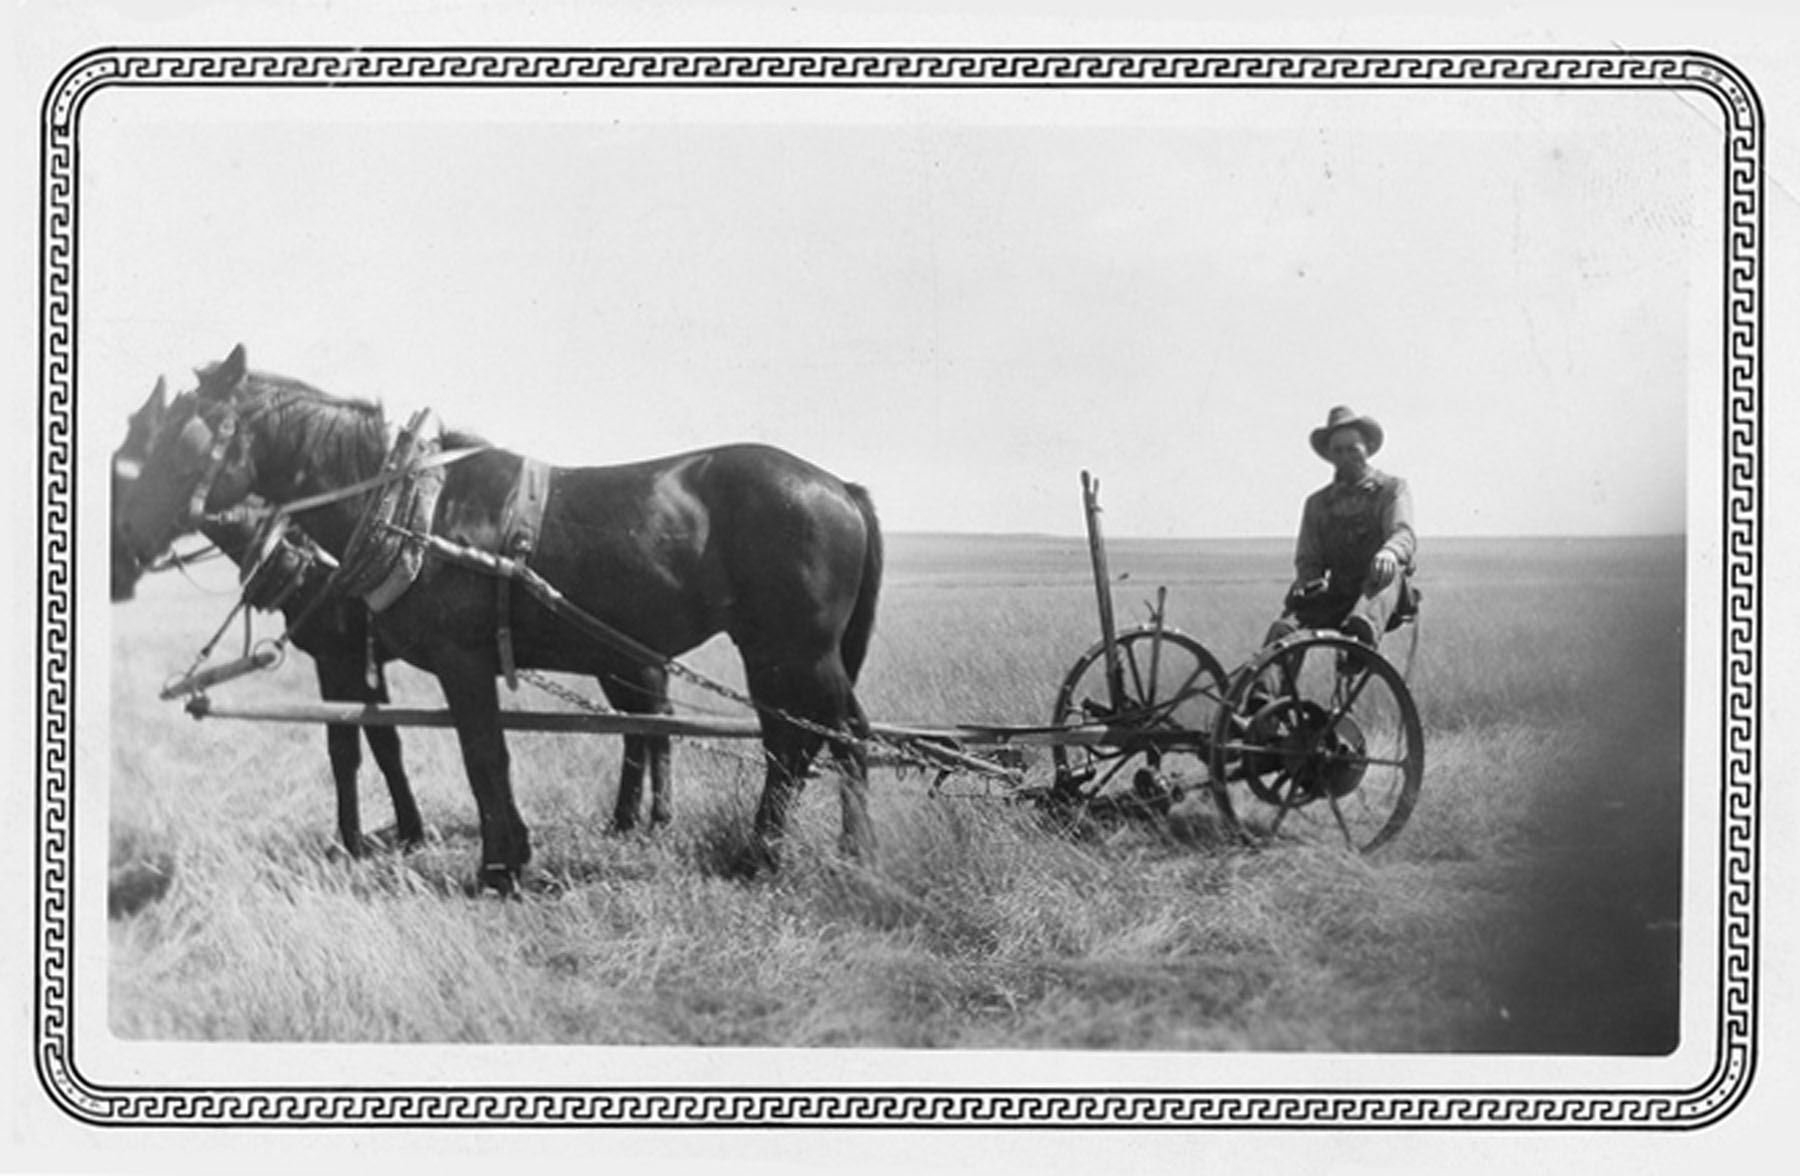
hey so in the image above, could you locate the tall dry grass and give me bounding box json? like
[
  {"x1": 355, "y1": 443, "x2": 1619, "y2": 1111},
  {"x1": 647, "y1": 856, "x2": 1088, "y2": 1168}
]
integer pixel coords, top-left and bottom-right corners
[{"x1": 106, "y1": 534, "x2": 1684, "y2": 1052}]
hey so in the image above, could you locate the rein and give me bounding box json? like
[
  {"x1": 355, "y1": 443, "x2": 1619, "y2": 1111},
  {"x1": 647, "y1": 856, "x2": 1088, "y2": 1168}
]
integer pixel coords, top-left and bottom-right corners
[
  {"x1": 235, "y1": 441, "x2": 491, "y2": 528},
  {"x1": 144, "y1": 541, "x2": 228, "y2": 576}
]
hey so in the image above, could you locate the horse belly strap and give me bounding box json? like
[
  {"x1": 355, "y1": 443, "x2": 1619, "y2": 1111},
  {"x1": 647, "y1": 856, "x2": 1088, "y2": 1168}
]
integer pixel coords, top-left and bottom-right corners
[{"x1": 496, "y1": 457, "x2": 553, "y2": 689}]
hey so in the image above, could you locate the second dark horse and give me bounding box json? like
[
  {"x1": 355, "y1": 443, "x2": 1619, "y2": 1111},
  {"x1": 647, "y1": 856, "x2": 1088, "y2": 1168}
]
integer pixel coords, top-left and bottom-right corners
[
  {"x1": 112, "y1": 377, "x2": 425, "y2": 855},
  {"x1": 115, "y1": 346, "x2": 885, "y2": 891}
]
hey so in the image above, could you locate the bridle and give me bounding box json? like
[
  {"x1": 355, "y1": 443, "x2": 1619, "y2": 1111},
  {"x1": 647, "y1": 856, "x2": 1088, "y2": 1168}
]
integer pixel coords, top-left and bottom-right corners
[
  {"x1": 123, "y1": 391, "x2": 284, "y2": 582},
  {"x1": 129, "y1": 395, "x2": 253, "y2": 576},
  {"x1": 137, "y1": 378, "x2": 492, "y2": 701},
  {"x1": 115, "y1": 448, "x2": 222, "y2": 578},
  {"x1": 183, "y1": 397, "x2": 247, "y2": 531},
  {"x1": 136, "y1": 386, "x2": 490, "y2": 621}
]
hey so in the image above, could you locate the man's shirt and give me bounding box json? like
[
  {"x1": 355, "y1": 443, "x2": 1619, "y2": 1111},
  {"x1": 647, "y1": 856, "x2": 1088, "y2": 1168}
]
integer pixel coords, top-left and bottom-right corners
[{"x1": 1294, "y1": 468, "x2": 1416, "y2": 586}]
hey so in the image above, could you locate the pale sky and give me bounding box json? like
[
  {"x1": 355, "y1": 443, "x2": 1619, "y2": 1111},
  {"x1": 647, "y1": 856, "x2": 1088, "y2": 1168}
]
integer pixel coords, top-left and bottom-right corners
[{"x1": 78, "y1": 83, "x2": 1715, "y2": 538}]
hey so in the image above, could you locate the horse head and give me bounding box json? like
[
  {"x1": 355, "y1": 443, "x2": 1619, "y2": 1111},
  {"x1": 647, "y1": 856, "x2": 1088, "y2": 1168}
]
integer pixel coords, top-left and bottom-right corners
[
  {"x1": 114, "y1": 343, "x2": 262, "y2": 571},
  {"x1": 110, "y1": 375, "x2": 167, "y2": 600}
]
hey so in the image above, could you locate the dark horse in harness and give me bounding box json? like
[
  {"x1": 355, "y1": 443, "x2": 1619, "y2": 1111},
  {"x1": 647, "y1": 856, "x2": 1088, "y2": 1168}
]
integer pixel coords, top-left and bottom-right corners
[
  {"x1": 115, "y1": 345, "x2": 884, "y2": 890},
  {"x1": 112, "y1": 376, "x2": 424, "y2": 856}
]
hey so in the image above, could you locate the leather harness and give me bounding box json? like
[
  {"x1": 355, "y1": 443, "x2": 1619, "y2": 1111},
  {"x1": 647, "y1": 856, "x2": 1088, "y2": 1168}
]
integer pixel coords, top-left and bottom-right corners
[
  {"x1": 184, "y1": 394, "x2": 556, "y2": 691},
  {"x1": 495, "y1": 456, "x2": 553, "y2": 689}
]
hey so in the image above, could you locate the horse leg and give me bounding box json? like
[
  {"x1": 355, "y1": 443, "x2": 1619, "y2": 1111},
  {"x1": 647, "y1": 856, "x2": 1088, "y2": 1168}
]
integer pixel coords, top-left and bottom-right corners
[
  {"x1": 601, "y1": 666, "x2": 673, "y2": 833},
  {"x1": 746, "y1": 654, "x2": 874, "y2": 864},
  {"x1": 643, "y1": 664, "x2": 673, "y2": 828},
  {"x1": 435, "y1": 652, "x2": 531, "y2": 893},
  {"x1": 751, "y1": 716, "x2": 815, "y2": 867},
  {"x1": 647, "y1": 730, "x2": 673, "y2": 828},
  {"x1": 830, "y1": 692, "x2": 876, "y2": 859},
  {"x1": 314, "y1": 658, "x2": 367, "y2": 856},
  {"x1": 364, "y1": 722, "x2": 423, "y2": 849},
  {"x1": 343, "y1": 653, "x2": 424, "y2": 850},
  {"x1": 611, "y1": 733, "x2": 645, "y2": 833},
  {"x1": 614, "y1": 732, "x2": 674, "y2": 831},
  {"x1": 324, "y1": 721, "x2": 365, "y2": 856}
]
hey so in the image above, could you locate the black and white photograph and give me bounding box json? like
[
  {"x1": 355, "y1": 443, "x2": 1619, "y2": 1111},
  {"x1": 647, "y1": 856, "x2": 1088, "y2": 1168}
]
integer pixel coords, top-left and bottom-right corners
[{"x1": 5, "y1": 2, "x2": 1796, "y2": 1173}]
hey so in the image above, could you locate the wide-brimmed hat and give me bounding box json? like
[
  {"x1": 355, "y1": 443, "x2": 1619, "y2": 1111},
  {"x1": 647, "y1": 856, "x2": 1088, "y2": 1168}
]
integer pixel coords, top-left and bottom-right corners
[{"x1": 1309, "y1": 405, "x2": 1384, "y2": 459}]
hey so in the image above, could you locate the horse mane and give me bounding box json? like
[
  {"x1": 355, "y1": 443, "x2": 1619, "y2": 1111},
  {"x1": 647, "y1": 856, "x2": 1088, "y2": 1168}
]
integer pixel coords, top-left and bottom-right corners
[
  {"x1": 240, "y1": 371, "x2": 389, "y2": 488},
  {"x1": 440, "y1": 426, "x2": 491, "y2": 450}
]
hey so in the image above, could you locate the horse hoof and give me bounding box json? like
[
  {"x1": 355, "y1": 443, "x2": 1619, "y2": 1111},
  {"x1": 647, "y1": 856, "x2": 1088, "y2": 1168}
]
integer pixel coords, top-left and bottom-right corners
[
  {"x1": 746, "y1": 838, "x2": 784, "y2": 876},
  {"x1": 836, "y1": 836, "x2": 877, "y2": 863},
  {"x1": 473, "y1": 865, "x2": 521, "y2": 897}
]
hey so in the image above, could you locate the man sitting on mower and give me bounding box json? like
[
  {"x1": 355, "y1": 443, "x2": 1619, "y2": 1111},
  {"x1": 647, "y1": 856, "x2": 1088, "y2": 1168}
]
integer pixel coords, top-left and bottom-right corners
[{"x1": 1263, "y1": 405, "x2": 1417, "y2": 650}]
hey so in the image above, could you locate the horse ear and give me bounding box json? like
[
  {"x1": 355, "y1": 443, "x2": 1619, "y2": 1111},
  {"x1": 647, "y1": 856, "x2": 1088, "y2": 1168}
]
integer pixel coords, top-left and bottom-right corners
[
  {"x1": 144, "y1": 376, "x2": 167, "y2": 415},
  {"x1": 197, "y1": 344, "x2": 249, "y2": 400}
]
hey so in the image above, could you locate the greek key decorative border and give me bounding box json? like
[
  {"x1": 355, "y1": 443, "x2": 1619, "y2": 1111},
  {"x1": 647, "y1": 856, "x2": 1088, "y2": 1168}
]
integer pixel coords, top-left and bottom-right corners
[{"x1": 36, "y1": 47, "x2": 1763, "y2": 1129}]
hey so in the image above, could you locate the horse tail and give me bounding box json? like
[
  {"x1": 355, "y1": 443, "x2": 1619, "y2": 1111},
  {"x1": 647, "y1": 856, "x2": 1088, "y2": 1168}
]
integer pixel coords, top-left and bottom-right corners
[{"x1": 841, "y1": 482, "x2": 884, "y2": 686}]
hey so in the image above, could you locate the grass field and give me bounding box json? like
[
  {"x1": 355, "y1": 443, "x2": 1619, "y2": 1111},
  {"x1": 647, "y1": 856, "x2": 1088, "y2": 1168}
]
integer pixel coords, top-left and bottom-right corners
[{"x1": 105, "y1": 532, "x2": 1685, "y2": 1053}]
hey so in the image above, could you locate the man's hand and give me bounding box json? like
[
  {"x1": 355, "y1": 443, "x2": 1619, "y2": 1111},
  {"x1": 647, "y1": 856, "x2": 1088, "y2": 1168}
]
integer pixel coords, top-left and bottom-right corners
[
  {"x1": 1368, "y1": 549, "x2": 1400, "y2": 593},
  {"x1": 1287, "y1": 575, "x2": 1329, "y2": 606}
]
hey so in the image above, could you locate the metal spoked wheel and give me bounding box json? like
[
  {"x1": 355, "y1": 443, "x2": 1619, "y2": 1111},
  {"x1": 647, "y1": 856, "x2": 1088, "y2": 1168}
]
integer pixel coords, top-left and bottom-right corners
[
  {"x1": 1208, "y1": 631, "x2": 1423, "y2": 855},
  {"x1": 1049, "y1": 625, "x2": 1230, "y2": 817}
]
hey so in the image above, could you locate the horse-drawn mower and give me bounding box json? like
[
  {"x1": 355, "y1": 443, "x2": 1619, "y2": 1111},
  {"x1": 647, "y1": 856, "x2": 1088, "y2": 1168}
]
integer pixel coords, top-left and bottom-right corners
[{"x1": 155, "y1": 465, "x2": 1423, "y2": 858}]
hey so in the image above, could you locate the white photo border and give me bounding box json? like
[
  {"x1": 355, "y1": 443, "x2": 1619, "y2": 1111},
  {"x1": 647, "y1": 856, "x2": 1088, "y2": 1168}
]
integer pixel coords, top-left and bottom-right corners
[{"x1": 35, "y1": 46, "x2": 1762, "y2": 1129}]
